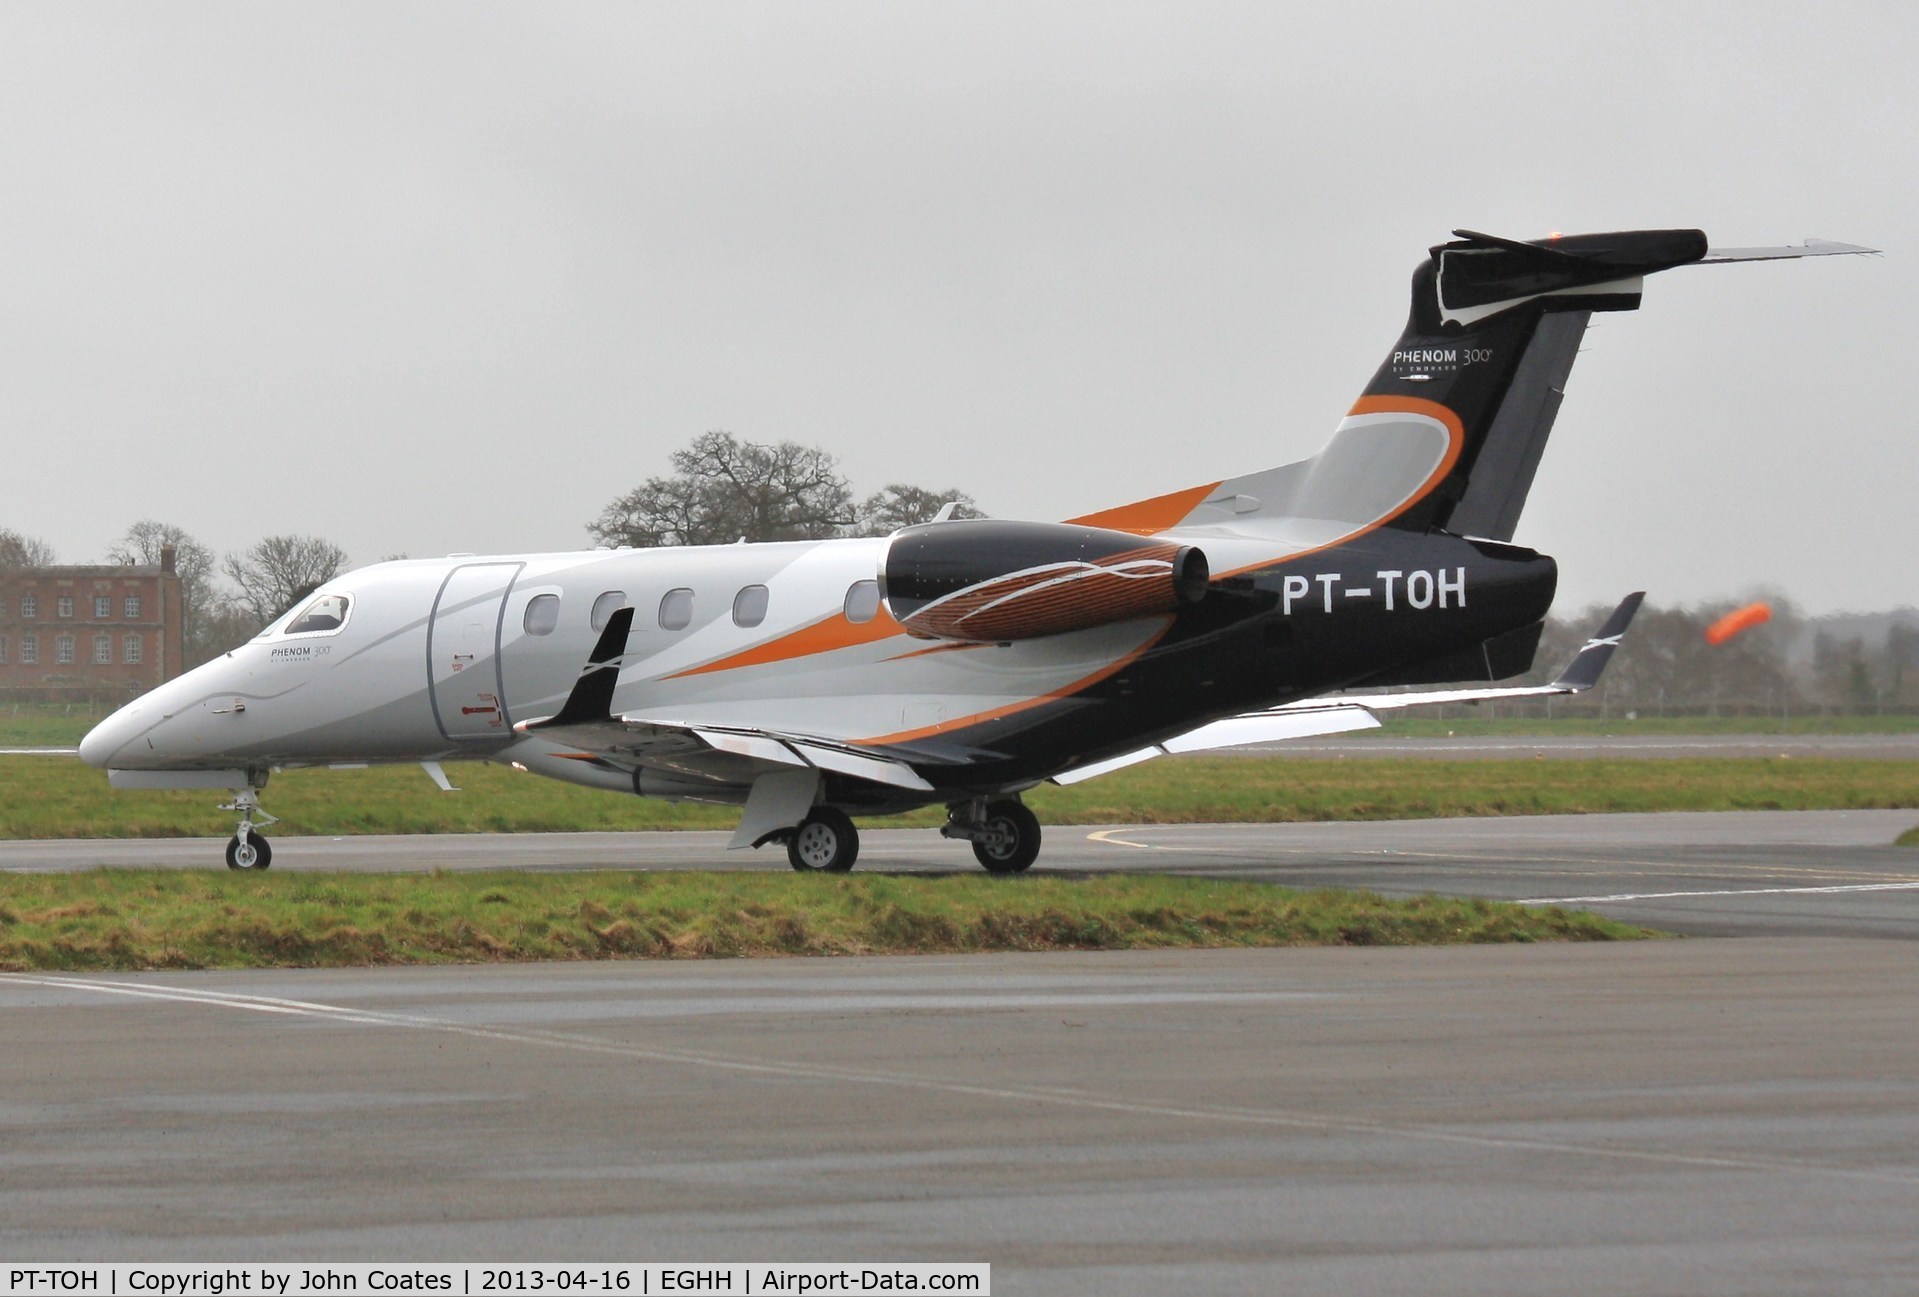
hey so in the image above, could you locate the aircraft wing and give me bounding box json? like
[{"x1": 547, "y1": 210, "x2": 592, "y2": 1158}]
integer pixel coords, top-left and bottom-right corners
[
  {"x1": 512, "y1": 606, "x2": 933, "y2": 793},
  {"x1": 1053, "y1": 593, "x2": 1643, "y2": 784}
]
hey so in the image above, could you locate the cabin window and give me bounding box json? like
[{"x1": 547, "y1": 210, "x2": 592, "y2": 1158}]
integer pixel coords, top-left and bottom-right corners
[
  {"x1": 844, "y1": 579, "x2": 881, "y2": 624},
  {"x1": 659, "y1": 587, "x2": 694, "y2": 631},
  {"x1": 733, "y1": 585, "x2": 769, "y2": 628},
  {"x1": 285, "y1": 593, "x2": 351, "y2": 636},
  {"x1": 523, "y1": 594, "x2": 561, "y2": 636},
  {"x1": 590, "y1": 590, "x2": 627, "y2": 632}
]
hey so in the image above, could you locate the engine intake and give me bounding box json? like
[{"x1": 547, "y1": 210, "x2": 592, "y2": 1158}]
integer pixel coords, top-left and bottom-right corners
[{"x1": 881, "y1": 519, "x2": 1209, "y2": 642}]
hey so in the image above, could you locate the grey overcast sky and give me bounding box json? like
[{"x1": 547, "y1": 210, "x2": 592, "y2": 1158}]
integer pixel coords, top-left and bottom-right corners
[{"x1": 2, "y1": 1, "x2": 1911, "y2": 614}]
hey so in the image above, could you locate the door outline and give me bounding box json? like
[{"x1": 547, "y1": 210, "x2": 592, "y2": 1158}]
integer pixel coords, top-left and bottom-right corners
[{"x1": 427, "y1": 562, "x2": 525, "y2": 740}]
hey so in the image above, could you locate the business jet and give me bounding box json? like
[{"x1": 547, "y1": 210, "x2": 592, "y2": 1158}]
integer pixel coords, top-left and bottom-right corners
[{"x1": 80, "y1": 227, "x2": 1870, "y2": 871}]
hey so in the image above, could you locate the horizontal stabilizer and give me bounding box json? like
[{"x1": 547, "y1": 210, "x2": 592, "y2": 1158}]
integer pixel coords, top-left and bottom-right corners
[{"x1": 1700, "y1": 239, "x2": 1879, "y2": 263}]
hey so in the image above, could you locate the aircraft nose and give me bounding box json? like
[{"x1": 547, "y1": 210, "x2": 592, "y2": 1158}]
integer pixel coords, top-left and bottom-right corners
[
  {"x1": 79, "y1": 689, "x2": 171, "y2": 768},
  {"x1": 79, "y1": 708, "x2": 134, "y2": 768}
]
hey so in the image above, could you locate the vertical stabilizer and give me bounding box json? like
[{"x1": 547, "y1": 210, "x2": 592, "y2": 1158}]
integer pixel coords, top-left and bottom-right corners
[{"x1": 1372, "y1": 229, "x2": 1707, "y2": 540}]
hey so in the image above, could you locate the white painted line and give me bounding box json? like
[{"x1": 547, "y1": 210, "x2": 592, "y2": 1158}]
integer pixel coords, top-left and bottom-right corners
[
  {"x1": 6, "y1": 970, "x2": 1919, "y2": 1187},
  {"x1": 1521, "y1": 880, "x2": 1919, "y2": 905}
]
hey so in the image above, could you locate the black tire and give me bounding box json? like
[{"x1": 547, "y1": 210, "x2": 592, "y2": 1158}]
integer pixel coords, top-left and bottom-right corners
[
  {"x1": 786, "y1": 808, "x2": 859, "y2": 872},
  {"x1": 972, "y1": 800, "x2": 1040, "y2": 874},
  {"x1": 225, "y1": 830, "x2": 272, "y2": 871}
]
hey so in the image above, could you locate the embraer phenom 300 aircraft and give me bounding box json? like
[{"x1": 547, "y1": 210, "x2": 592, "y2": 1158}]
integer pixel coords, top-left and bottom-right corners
[{"x1": 81, "y1": 228, "x2": 1870, "y2": 871}]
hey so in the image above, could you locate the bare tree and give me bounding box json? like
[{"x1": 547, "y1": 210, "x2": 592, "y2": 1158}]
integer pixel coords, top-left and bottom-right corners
[
  {"x1": 108, "y1": 520, "x2": 223, "y2": 658},
  {"x1": 589, "y1": 432, "x2": 857, "y2": 547},
  {"x1": 0, "y1": 527, "x2": 56, "y2": 570},
  {"x1": 223, "y1": 534, "x2": 350, "y2": 624},
  {"x1": 851, "y1": 484, "x2": 984, "y2": 536}
]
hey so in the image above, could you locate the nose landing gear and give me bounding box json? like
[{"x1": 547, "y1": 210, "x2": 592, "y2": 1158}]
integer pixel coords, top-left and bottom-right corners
[{"x1": 216, "y1": 782, "x2": 278, "y2": 870}]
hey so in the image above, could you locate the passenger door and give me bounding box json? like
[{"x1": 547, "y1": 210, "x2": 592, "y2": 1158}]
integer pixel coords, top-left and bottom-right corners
[{"x1": 428, "y1": 563, "x2": 523, "y2": 740}]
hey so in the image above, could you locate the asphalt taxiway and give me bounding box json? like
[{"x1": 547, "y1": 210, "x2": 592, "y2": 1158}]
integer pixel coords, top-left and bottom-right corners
[
  {"x1": 4, "y1": 940, "x2": 1918, "y2": 1293},
  {"x1": 6, "y1": 809, "x2": 1919, "y2": 1292},
  {"x1": 7, "y1": 808, "x2": 1918, "y2": 938}
]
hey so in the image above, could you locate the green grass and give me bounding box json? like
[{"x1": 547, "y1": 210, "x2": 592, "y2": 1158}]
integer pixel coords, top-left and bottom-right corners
[
  {"x1": 0, "y1": 869, "x2": 1652, "y2": 971},
  {"x1": 0, "y1": 703, "x2": 110, "y2": 747},
  {"x1": 1896, "y1": 826, "x2": 1919, "y2": 848},
  {"x1": 4, "y1": 754, "x2": 1916, "y2": 840}
]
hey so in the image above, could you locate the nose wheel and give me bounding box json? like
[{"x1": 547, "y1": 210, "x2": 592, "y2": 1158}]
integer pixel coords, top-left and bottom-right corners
[{"x1": 216, "y1": 785, "x2": 278, "y2": 871}]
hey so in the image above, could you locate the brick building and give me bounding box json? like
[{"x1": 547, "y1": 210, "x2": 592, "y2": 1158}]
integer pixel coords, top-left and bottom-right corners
[{"x1": 0, "y1": 547, "x2": 186, "y2": 699}]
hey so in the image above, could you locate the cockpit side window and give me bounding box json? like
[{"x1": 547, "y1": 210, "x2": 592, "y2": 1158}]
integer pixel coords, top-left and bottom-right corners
[{"x1": 284, "y1": 593, "x2": 351, "y2": 636}]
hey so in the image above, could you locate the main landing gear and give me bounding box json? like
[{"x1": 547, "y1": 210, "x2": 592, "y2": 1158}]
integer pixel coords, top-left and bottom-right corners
[
  {"x1": 943, "y1": 797, "x2": 1042, "y2": 874},
  {"x1": 779, "y1": 796, "x2": 1042, "y2": 874},
  {"x1": 216, "y1": 782, "x2": 278, "y2": 870},
  {"x1": 786, "y1": 807, "x2": 860, "y2": 872}
]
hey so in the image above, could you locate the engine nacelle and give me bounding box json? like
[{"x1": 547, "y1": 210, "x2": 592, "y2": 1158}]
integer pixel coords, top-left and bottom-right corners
[{"x1": 880, "y1": 519, "x2": 1210, "y2": 642}]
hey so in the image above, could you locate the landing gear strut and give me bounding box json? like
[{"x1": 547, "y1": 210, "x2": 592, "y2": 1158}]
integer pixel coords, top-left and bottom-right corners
[
  {"x1": 944, "y1": 797, "x2": 1042, "y2": 874},
  {"x1": 787, "y1": 807, "x2": 860, "y2": 872},
  {"x1": 216, "y1": 782, "x2": 278, "y2": 871}
]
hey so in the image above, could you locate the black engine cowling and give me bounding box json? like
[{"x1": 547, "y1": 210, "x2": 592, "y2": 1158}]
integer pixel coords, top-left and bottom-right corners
[{"x1": 880, "y1": 519, "x2": 1210, "y2": 642}]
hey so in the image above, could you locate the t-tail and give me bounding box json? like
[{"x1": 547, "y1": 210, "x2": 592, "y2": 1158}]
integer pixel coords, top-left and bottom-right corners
[
  {"x1": 1343, "y1": 228, "x2": 1875, "y2": 543},
  {"x1": 1076, "y1": 228, "x2": 1872, "y2": 546}
]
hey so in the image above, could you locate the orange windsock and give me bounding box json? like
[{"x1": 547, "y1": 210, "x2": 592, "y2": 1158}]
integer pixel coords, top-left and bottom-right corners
[{"x1": 1705, "y1": 601, "x2": 1772, "y2": 646}]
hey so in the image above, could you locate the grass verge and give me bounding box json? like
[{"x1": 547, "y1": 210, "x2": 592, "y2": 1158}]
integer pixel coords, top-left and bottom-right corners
[
  {"x1": 0, "y1": 870, "x2": 1652, "y2": 971},
  {"x1": 4, "y1": 755, "x2": 1917, "y2": 840}
]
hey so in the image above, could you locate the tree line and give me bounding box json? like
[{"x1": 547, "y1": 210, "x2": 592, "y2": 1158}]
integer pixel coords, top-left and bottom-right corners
[{"x1": 10, "y1": 428, "x2": 1915, "y2": 710}]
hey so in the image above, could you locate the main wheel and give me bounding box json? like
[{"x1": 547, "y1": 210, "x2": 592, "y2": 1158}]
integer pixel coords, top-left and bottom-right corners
[
  {"x1": 972, "y1": 800, "x2": 1041, "y2": 874},
  {"x1": 226, "y1": 830, "x2": 272, "y2": 871},
  {"x1": 787, "y1": 808, "x2": 860, "y2": 872}
]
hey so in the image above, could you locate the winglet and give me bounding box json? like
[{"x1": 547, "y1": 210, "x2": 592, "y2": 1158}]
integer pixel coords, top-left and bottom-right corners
[
  {"x1": 1550, "y1": 592, "x2": 1644, "y2": 691},
  {"x1": 525, "y1": 606, "x2": 635, "y2": 730}
]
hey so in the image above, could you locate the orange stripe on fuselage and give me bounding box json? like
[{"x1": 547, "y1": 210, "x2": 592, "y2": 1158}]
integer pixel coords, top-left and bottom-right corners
[
  {"x1": 855, "y1": 618, "x2": 1172, "y2": 746},
  {"x1": 663, "y1": 608, "x2": 908, "y2": 680},
  {"x1": 1066, "y1": 481, "x2": 1221, "y2": 535}
]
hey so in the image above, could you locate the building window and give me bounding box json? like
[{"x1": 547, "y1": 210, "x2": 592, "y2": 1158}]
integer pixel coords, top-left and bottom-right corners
[
  {"x1": 94, "y1": 596, "x2": 113, "y2": 619},
  {"x1": 21, "y1": 595, "x2": 37, "y2": 619},
  {"x1": 0, "y1": 636, "x2": 8, "y2": 664},
  {"x1": 57, "y1": 596, "x2": 74, "y2": 618},
  {"x1": 20, "y1": 634, "x2": 36, "y2": 665},
  {"x1": 56, "y1": 634, "x2": 75, "y2": 664},
  {"x1": 732, "y1": 584, "x2": 769, "y2": 628},
  {"x1": 125, "y1": 595, "x2": 142, "y2": 619},
  {"x1": 124, "y1": 633, "x2": 143, "y2": 664},
  {"x1": 0, "y1": 599, "x2": 7, "y2": 619},
  {"x1": 94, "y1": 633, "x2": 113, "y2": 664},
  {"x1": 658, "y1": 588, "x2": 693, "y2": 631}
]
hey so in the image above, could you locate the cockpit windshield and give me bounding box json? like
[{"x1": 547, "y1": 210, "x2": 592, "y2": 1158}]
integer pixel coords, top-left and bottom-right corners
[{"x1": 284, "y1": 592, "x2": 351, "y2": 636}]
